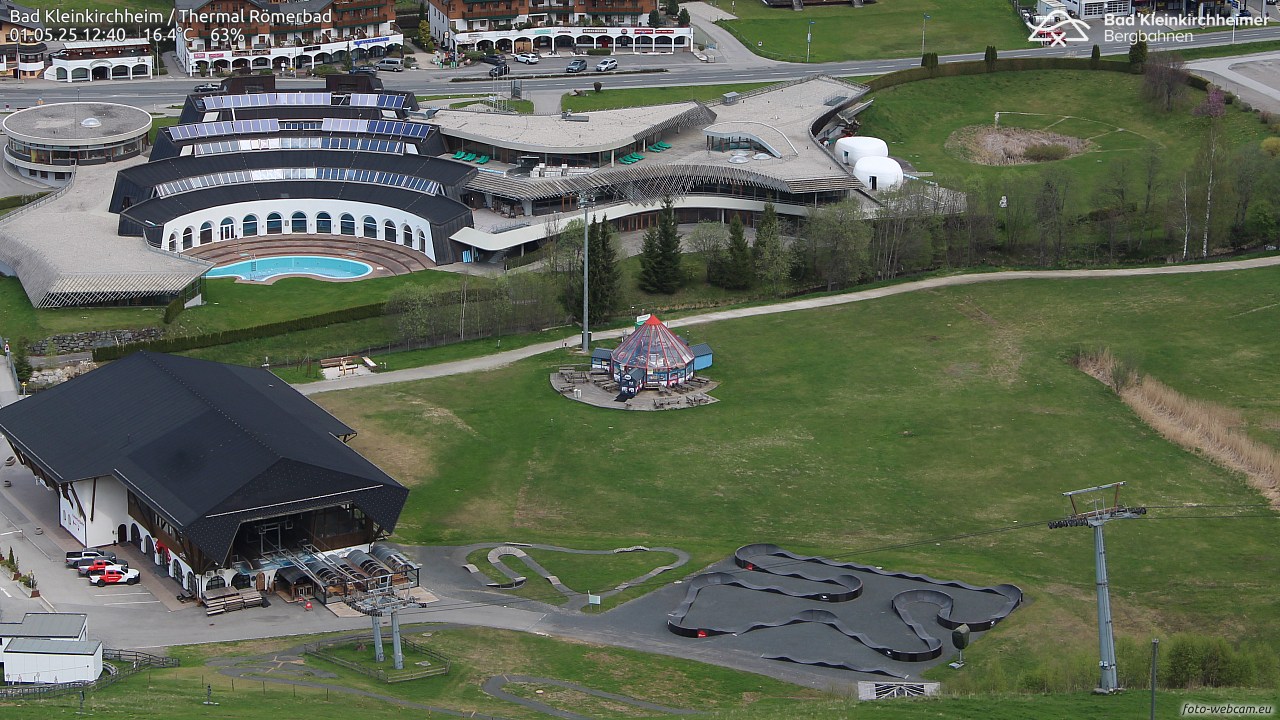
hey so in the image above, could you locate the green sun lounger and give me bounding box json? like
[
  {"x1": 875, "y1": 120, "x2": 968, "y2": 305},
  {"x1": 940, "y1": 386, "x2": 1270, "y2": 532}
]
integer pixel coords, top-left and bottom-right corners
[{"x1": 476, "y1": 155, "x2": 489, "y2": 165}]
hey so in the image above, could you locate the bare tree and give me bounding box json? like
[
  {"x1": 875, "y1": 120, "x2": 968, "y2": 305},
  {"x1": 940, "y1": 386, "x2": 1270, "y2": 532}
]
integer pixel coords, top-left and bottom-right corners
[
  {"x1": 1193, "y1": 89, "x2": 1226, "y2": 257},
  {"x1": 1142, "y1": 52, "x2": 1189, "y2": 112},
  {"x1": 804, "y1": 199, "x2": 871, "y2": 290}
]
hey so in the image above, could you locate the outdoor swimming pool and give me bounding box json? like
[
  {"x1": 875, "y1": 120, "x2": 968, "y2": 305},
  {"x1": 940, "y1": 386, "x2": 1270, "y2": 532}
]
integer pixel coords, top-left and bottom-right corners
[{"x1": 205, "y1": 255, "x2": 373, "y2": 282}]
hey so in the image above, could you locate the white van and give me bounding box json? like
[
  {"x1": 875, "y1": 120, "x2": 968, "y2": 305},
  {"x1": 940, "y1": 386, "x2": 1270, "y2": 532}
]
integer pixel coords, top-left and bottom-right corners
[{"x1": 375, "y1": 58, "x2": 404, "y2": 72}]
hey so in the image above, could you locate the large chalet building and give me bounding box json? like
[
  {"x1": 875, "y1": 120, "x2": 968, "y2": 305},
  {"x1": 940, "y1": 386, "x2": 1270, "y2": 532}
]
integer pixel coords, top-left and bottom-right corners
[
  {"x1": 175, "y1": 0, "x2": 403, "y2": 75},
  {"x1": 424, "y1": 0, "x2": 668, "y2": 54}
]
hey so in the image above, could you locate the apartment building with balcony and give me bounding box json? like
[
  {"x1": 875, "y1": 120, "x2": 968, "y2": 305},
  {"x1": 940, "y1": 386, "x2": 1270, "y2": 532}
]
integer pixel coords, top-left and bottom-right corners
[
  {"x1": 425, "y1": 0, "x2": 661, "y2": 50},
  {"x1": 175, "y1": 0, "x2": 403, "y2": 75},
  {"x1": 0, "y1": 0, "x2": 46, "y2": 80}
]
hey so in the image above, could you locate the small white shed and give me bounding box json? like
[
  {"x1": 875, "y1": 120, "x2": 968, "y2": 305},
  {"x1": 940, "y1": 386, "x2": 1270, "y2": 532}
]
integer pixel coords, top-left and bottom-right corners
[{"x1": 3, "y1": 638, "x2": 103, "y2": 684}]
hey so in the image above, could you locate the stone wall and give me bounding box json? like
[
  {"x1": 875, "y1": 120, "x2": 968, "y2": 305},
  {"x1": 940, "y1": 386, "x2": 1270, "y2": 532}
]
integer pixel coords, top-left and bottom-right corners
[{"x1": 27, "y1": 329, "x2": 163, "y2": 356}]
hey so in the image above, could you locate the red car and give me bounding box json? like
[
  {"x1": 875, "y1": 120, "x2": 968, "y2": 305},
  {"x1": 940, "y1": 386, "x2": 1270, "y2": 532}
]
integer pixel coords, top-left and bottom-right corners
[
  {"x1": 78, "y1": 558, "x2": 126, "y2": 576},
  {"x1": 90, "y1": 568, "x2": 140, "y2": 586}
]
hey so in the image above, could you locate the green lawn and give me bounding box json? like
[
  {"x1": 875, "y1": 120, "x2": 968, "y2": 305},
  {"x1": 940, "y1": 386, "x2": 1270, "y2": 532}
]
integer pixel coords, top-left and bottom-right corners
[
  {"x1": 461, "y1": 545, "x2": 683, "y2": 609},
  {"x1": 27, "y1": 625, "x2": 825, "y2": 719},
  {"x1": 857, "y1": 69, "x2": 1270, "y2": 186},
  {"x1": 147, "y1": 116, "x2": 178, "y2": 145},
  {"x1": 1172, "y1": 39, "x2": 1280, "y2": 61},
  {"x1": 720, "y1": 0, "x2": 1031, "y2": 63},
  {"x1": 561, "y1": 82, "x2": 773, "y2": 112},
  {"x1": 316, "y1": 265, "x2": 1280, "y2": 693},
  {"x1": 448, "y1": 98, "x2": 535, "y2": 113}
]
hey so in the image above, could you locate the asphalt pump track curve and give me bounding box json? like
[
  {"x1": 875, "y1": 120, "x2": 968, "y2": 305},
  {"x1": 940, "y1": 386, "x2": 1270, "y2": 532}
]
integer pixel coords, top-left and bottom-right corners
[{"x1": 666, "y1": 544, "x2": 1023, "y2": 676}]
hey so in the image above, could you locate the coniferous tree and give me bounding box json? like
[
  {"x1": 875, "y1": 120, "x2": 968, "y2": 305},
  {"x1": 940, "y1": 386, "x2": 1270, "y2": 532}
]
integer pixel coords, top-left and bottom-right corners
[
  {"x1": 562, "y1": 218, "x2": 622, "y2": 322},
  {"x1": 638, "y1": 198, "x2": 683, "y2": 294},
  {"x1": 718, "y1": 215, "x2": 755, "y2": 290}
]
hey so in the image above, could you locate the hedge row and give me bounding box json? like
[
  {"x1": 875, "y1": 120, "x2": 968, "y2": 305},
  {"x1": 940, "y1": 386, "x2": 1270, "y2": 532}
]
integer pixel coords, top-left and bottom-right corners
[
  {"x1": 92, "y1": 301, "x2": 388, "y2": 362},
  {"x1": 864, "y1": 57, "x2": 1136, "y2": 92}
]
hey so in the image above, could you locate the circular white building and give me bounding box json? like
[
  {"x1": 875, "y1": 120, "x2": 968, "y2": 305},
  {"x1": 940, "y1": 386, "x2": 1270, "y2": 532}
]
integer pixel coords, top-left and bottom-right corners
[
  {"x1": 834, "y1": 136, "x2": 888, "y2": 166},
  {"x1": 1, "y1": 102, "x2": 152, "y2": 187},
  {"x1": 852, "y1": 156, "x2": 904, "y2": 192}
]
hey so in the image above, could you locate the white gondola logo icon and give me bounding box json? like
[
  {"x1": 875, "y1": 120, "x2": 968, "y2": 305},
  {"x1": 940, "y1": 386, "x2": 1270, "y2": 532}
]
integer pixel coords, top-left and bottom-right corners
[{"x1": 1028, "y1": 10, "x2": 1091, "y2": 46}]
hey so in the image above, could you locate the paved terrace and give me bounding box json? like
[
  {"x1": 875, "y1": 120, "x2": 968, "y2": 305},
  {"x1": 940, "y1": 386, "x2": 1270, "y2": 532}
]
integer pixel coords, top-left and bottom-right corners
[{"x1": 0, "y1": 160, "x2": 211, "y2": 308}]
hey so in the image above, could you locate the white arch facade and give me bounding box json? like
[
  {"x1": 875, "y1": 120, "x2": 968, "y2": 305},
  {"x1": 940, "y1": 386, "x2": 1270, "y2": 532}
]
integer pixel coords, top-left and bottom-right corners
[{"x1": 158, "y1": 198, "x2": 437, "y2": 261}]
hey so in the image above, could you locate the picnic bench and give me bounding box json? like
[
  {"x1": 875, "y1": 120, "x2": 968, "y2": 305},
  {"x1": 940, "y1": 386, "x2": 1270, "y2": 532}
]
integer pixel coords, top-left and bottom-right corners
[
  {"x1": 204, "y1": 586, "x2": 265, "y2": 616},
  {"x1": 321, "y1": 356, "x2": 360, "y2": 376}
]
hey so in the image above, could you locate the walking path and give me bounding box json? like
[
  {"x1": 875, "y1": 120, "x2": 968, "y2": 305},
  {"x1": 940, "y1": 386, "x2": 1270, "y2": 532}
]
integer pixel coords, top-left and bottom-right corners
[
  {"x1": 1187, "y1": 51, "x2": 1280, "y2": 115},
  {"x1": 683, "y1": 2, "x2": 778, "y2": 69},
  {"x1": 297, "y1": 254, "x2": 1280, "y2": 396}
]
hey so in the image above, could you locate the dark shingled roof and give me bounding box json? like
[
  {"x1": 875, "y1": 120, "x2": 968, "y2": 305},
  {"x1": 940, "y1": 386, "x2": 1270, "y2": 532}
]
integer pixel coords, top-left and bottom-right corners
[{"x1": 0, "y1": 353, "x2": 407, "y2": 566}]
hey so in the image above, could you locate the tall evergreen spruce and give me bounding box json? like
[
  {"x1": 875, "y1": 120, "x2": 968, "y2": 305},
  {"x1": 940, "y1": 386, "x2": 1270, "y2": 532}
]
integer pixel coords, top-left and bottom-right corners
[
  {"x1": 562, "y1": 218, "x2": 621, "y2": 323},
  {"x1": 720, "y1": 215, "x2": 755, "y2": 290},
  {"x1": 638, "y1": 198, "x2": 683, "y2": 294}
]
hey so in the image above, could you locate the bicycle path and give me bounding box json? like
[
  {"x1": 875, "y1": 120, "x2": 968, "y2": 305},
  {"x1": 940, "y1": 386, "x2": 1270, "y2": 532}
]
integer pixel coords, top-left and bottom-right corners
[{"x1": 296, "y1": 255, "x2": 1280, "y2": 397}]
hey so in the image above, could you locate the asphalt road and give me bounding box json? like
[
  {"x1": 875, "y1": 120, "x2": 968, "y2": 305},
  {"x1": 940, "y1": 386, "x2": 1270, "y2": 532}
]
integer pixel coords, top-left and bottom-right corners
[{"x1": 2, "y1": 25, "x2": 1279, "y2": 109}]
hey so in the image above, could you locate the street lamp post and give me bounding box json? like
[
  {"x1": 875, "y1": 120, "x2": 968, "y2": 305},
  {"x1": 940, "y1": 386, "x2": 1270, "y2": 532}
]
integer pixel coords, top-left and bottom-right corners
[
  {"x1": 921, "y1": 13, "x2": 930, "y2": 56},
  {"x1": 579, "y1": 192, "x2": 594, "y2": 353},
  {"x1": 805, "y1": 20, "x2": 815, "y2": 63}
]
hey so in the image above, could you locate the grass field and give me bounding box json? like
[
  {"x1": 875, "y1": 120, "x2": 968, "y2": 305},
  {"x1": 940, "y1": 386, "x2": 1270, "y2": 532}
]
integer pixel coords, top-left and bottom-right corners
[
  {"x1": 720, "y1": 0, "x2": 1031, "y2": 63},
  {"x1": 857, "y1": 70, "x2": 1270, "y2": 186},
  {"x1": 314, "y1": 265, "x2": 1280, "y2": 692},
  {"x1": 561, "y1": 82, "x2": 773, "y2": 112},
  {"x1": 24, "y1": 625, "x2": 826, "y2": 719}
]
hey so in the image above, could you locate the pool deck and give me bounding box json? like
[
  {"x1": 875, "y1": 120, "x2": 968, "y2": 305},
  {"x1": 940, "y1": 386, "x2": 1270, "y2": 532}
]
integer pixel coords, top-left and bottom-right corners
[{"x1": 187, "y1": 236, "x2": 436, "y2": 281}]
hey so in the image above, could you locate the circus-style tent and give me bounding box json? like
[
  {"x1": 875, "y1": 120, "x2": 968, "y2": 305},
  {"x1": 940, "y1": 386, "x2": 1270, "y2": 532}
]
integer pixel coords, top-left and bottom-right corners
[{"x1": 609, "y1": 315, "x2": 706, "y2": 395}]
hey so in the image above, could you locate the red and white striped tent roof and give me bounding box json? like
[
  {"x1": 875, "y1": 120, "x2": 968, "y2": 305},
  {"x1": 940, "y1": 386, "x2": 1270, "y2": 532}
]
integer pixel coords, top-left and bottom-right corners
[{"x1": 610, "y1": 315, "x2": 695, "y2": 372}]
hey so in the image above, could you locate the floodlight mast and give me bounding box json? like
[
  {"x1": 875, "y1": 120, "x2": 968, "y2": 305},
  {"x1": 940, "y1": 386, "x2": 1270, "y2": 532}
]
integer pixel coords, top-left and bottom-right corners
[{"x1": 1049, "y1": 482, "x2": 1146, "y2": 694}]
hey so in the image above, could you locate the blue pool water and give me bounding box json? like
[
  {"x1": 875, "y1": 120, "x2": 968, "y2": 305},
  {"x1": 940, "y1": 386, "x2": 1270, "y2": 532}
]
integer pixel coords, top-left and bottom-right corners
[{"x1": 206, "y1": 255, "x2": 373, "y2": 282}]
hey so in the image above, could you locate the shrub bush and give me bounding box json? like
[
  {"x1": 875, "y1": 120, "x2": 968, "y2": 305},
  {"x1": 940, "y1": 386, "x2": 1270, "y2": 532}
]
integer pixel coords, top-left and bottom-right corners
[
  {"x1": 586, "y1": 48, "x2": 612, "y2": 56},
  {"x1": 865, "y1": 57, "x2": 1137, "y2": 92},
  {"x1": 92, "y1": 302, "x2": 390, "y2": 361},
  {"x1": 1023, "y1": 143, "x2": 1070, "y2": 161}
]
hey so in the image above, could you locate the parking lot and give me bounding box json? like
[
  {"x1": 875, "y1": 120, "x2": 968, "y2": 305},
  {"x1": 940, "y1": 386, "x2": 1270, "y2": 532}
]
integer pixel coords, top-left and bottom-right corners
[{"x1": 0, "y1": 455, "x2": 368, "y2": 651}]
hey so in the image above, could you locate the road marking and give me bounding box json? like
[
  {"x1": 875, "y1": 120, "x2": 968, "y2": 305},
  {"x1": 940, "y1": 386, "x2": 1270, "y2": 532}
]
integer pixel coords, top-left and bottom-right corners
[
  {"x1": 93, "y1": 592, "x2": 152, "y2": 597},
  {"x1": 0, "y1": 587, "x2": 9, "y2": 598},
  {"x1": 0, "y1": 530, "x2": 20, "y2": 536},
  {"x1": 102, "y1": 601, "x2": 161, "y2": 606}
]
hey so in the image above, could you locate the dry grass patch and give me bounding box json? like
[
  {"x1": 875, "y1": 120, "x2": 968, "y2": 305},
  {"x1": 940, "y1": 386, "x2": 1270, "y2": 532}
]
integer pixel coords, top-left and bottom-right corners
[
  {"x1": 946, "y1": 125, "x2": 1094, "y2": 165},
  {"x1": 1072, "y1": 348, "x2": 1280, "y2": 507}
]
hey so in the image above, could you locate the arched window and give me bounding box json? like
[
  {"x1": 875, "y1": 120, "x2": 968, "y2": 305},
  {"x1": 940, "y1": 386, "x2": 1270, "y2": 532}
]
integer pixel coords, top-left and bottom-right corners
[
  {"x1": 363, "y1": 216, "x2": 377, "y2": 238},
  {"x1": 416, "y1": 229, "x2": 426, "y2": 251},
  {"x1": 199, "y1": 221, "x2": 213, "y2": 245},
  {"x1": 267, "y1": 212, "x2": 283, "y2": 234},
  {"x1": 383, "y1": 220, "x2": 396, "y2": 242},
  {"x1": 340, "y1": 213, "x2": 356, "y2": 235},
  {"x1": 182, "y1": 227, "x2": 193, "y2": 250},
  {"x1": 167, "y1": 233, "x2": 177, "y2": 252},
  {"x1": 316, "y1": 212, "x2": 332, "y2": 234},
  {"x1": 219, "y1": 217, "x2": 235, "y2": 241},
  {"x1": 291, "y1": 211, "x2": 307, "y2": 234},
  {"x1": 243, "y1": 215, "x2": 259, "y2": 236},
  {"x1": 402, "y1": 224, "x2": 412, "y2": 245}
]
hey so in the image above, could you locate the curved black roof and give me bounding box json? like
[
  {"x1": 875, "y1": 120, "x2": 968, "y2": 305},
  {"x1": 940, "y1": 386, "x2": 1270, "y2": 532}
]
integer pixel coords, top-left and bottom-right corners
[
  {"x1": 0, "y1": 352, "x2": 408, "y2": 567},
  {"x1": 112, "y1": 150, "x2": 475, "y2": 210},
  {"x1": 119, "y1": 181, "x2": 473, "y2": 238}
]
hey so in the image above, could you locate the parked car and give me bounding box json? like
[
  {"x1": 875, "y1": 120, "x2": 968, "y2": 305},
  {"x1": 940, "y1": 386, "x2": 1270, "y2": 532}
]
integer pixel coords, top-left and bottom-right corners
[
  {"x1": 566, "y1": 59, "x2": 588, "y2": 73},
  {"x1": 78, "y1": 557, "x2": 128, "y2": 576},
  {"x1": 488, "y1": 63, "x2": 511, "y2": 77},
  {"x1": 65, "y1": 549, "x2": 116, "y2": 567},
  {"x1": 479, "y1": 54, "x2": 507, "y2": 66},
  {"x1": 90, "y1": 568, "x2": 140, "y2": 586},
  {"x1": 350, "y1": 66, "x2": 378, "y2": 75},
  {"x1": 374, "y1": 58, "x2": 404, "y2": 72},
  {"x1": 193, "y1": 83, "x2": 220, "y2": 93},
  {"x1": 594, "y1": 58, "x2": 618, "y2": 72},
  {"x1": 85, "y1": 563, "x2": 130, "y2": 578},
  {"x1": 514, "y1": 52, "x2": 540, "y2": 64}
]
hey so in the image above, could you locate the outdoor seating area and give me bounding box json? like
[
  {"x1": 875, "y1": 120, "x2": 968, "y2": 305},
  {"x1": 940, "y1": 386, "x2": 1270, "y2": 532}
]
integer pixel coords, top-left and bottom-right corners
[
  {"x1": 646, "y1": 141, "x2": 672, "y2": 153},
  {"x1": 549, "y1": 365, "x2": 719, "y2": 411},
  {"x1": 452, "y1": 151, "x2": 490, "y2": 165},
  {"x1": 619, "y1": 152, "x2": 646, "y2": 165}
]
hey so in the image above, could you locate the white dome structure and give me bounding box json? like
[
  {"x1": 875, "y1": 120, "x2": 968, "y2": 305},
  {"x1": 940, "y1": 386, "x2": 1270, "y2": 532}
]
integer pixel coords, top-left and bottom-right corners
[
  {"x1": 834, "y1": 136, "x2": 889, "y2": 166},
  {"x1": 853, "y1": 156, "x2": 904, "y2": 191}
]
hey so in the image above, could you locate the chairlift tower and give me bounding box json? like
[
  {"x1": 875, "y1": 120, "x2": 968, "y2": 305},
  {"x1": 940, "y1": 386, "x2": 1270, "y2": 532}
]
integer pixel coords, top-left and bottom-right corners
[{"x1": 1049, "y1": 482, "x2": 1146, "y2": 694}]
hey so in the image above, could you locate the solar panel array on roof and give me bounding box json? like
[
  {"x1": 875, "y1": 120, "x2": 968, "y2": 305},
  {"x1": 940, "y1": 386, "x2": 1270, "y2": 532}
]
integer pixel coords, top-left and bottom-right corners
[
  {"x1": 202, "y1": 92, "x2": 333, "y2": 110},
  {"x1": 169, "y1": 118, "x2": 280, "y2": 140},
  {"x1": 349, "y1": 94, "x2": 406, "y2": 109},
  {"x1": 320, "y1": 118, "x2": 431, "y2": 138}
]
